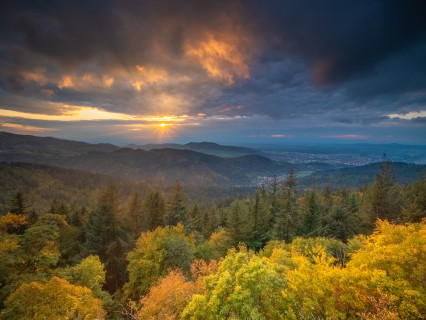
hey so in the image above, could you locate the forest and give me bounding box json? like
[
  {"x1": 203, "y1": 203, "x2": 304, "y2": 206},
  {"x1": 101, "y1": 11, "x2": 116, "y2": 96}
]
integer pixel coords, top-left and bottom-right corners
[{"x1": 0, "y1": 160, "x2": 425, "y2": 319}]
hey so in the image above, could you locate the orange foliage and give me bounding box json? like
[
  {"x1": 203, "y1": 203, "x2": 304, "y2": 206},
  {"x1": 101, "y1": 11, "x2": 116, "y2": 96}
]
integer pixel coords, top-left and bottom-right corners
[{"x1": 137, "y1": 270, "x2": 199, "y2": 320}]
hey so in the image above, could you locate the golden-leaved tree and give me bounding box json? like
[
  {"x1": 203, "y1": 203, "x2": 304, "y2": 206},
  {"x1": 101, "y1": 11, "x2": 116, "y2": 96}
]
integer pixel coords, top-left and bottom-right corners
[{"x1": 1, "y1": 276, "x2": 105, "y2": 320}]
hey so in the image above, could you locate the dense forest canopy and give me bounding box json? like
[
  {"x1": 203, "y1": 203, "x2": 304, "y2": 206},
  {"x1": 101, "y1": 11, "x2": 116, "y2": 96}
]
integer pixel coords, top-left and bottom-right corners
[{"x1": 0, "y1": 157, "x2": 425, "y2": 319}]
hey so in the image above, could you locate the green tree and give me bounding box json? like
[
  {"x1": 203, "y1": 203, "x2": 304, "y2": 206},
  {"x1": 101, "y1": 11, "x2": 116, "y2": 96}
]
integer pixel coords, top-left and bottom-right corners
[
  {"x1": 181, "y1": 245, "x2": 295, "y2": 320},
  {"x1": 225, "y1": 199, "x2": 251, "y2": 245},
  {"x1": 166, "y1": 182, "x2": 187, "y2": 226},
  {"x1": 8, "y1": 191, "x2": 26, "y2": 215},
  {"x1": 187, "y1": 203, "x2": 203, "y2": 233},
  {"x1": 248, "y1": 192, "x2": 271, "y2": 251},
  {"x1": 143, "y1": 187, "x2": 167, "y2": 230},
  {"x1": 300, "y1": 189, "x2": 322, "y2": 236},
  {"x1": 83, "y1": 183, "x2": 130, "y2": 293},
  {"x1": 273, "y1": 169, "x2": 299, "y2": 242},
  {"x1": 49, "y1": 198, "x2": 70, "y2": 216},
  {"x1": 123, "y1": 223, "x2": 195, "y2": 302},
  {"x1": 402, "y1": 172, "x2": 426, "y2": 222},
  {"x1": 361, "y1": 158, "x2": 402, "y2": 228},
  {"x1": 125, "y1": 189, "x2": 145, "y2": 240},
  {"x1": 55, "y1": 255, "x2": 111, "y2": 306}
]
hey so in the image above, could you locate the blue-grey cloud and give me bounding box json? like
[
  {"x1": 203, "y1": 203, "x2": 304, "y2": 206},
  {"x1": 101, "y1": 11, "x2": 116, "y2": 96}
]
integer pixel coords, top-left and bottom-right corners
[{"x1": 0, "y1": 0, "x2": 425, "y2": 143}]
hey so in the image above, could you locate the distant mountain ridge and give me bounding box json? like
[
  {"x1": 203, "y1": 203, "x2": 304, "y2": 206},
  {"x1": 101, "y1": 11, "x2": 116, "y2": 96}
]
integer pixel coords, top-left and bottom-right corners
[
  {"x1": 0, "y1": 131, "x2": 118, "y2": 155},
  {"x1": 1, "y1": 131, "x2": 424, "y2": 188},
  {"x1": 0, "y1": 132, "x2": 290, "y2": 186},
  {"x1": 127, "y1": 141, "x2": 262, "y2": 158},
  {"x1": 299, "y1": 162, "x2": 426, "y2": 189}
]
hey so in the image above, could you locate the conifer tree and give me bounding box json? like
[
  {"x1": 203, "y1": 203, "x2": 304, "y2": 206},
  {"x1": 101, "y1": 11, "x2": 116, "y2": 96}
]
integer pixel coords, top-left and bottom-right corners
[
  {"x1": 187, "y1": 203, "x2": 202, "y2": 233},
  {"x1": 166, "y1": 182, "x2": 187, "y2": 226},
  {"x1": 8, "y1": 192, "x2": 26, "y2": 215},
  {"x1": 125, "y1": 189, "x2": 145, "y2": 240},
  {"x1": 143, "y1": 188, "x2": 166, "y2": 229},
  {"x1": 360, "y1": 156, "x2": 402, "y2": 228},
  {"x1": 226, "y1": 199, "x2": 251, "y2": 245},
  {"x1": 402, "y1": 172, "x2": 426, "y2": 222},
  {"x1": 301, "y1": 189, "x2": 322, "y2": 236},
  {"x1": 249, "y1": 192, "x2": 271, "y2": 251},
  {"x1": 273, "y1": 169, "x2": 299, "y2": 241},
  {"x1": 83, "y1": 183, "x2": 129, "y2": 293}
]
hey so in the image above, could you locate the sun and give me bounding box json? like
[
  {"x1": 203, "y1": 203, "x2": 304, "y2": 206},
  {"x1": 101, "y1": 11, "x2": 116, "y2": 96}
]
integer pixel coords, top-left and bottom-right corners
[{"x1": 160, "y1": 122, "x2": 166, "y2": 128}]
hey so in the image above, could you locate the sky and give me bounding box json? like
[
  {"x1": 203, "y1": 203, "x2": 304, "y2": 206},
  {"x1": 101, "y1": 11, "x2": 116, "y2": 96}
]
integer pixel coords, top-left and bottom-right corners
[{"x1": 0, "y1": 0, "x2": 426, "y2": 146}]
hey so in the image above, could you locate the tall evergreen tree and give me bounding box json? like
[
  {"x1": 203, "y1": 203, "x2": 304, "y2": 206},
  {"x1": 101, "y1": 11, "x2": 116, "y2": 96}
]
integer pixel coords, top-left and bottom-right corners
[
  {"x1": 361, "y1": 156, "x2": 402, "y2": 227},
  {"x1": 202, "y1": 206, "x2": 217, "y2": 238},
  {"x1": 273, "y1": 169, "x2": 299, "y2": 241},
  {"x1": 186, "y1": 203, "x2": 202, "y2": 233},
  {"x1": 125, "y1": 189, "x2": 145, "y2": 240},
  {"x1": 226, "y1": 199, "x2": 251, "y2": 245},
  {"x1": 166, "y1": 182, "x2": 187, "y2": 226},
  {"x1": 8, "y1": 191, "x2": 27, "y2": 215},
  {"x1": 300, "y1": 189, "x2": 322, "y2": 237},
  {"x1": 249, "y1": 192, "x2": 271, "y2": 251},
  {"x1": 402, "y1": 172, "x2": 426, "y2": 222},
  {"x1": 143, "y1": 188, "x2": 166, "y2": 230},
  {"x1": 83, "y1": 183, "x2": 129, "y2": 293}
]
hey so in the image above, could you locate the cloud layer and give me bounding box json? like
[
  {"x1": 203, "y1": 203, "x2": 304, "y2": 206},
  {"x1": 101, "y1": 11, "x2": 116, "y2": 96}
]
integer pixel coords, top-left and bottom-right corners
[{"x1": 0, "y1": 0, "x2": 425, "y2": 143}]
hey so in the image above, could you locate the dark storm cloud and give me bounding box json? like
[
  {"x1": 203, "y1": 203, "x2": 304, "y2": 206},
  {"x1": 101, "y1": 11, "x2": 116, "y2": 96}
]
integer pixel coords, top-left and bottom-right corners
[
  {"x1": 257, "y1": 0, "x2": 426, "y2": 87},
  {"x1": 0, "y1": 0, "x2": 425, "y2": 143},
  {"x1": 412, "y1": 117, "x2": 426, "y2": 124}
]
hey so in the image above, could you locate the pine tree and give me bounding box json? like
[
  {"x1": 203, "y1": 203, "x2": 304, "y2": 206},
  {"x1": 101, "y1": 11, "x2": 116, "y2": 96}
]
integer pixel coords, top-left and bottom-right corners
[
  {"x1": 187, "y1": 203, "x2": 202, "y2": 233},
  {"x1": 361, "y1": 156, "x2": 402, "y2": 227},
  {"x1": 143, "y1": 188, "x2": 166, "y2": 229},
  {"x1": 125, "y1": 190, "x2": 145, "y2": 239},
  {"x1": 166, "y1": 182, "x2": 187, "y2": 226},
  {"x1": 226, "y1": 199, "x2": 251, "y2": 245},
  {"x1": 83, "y1": 183, "x2": 129, "y2": 293},
  {"x1": 9, "y1": 191, "x2": 27, "y2": 215},
  {"x1": 273, "y1": 169, "x2": 299, "y2": 241},
  {"x1": 248, "y1": 192, "x2": 271, "y2": 251},
  {"x1": 301, "y1": 189, "x2": 322, "y2": 237}
]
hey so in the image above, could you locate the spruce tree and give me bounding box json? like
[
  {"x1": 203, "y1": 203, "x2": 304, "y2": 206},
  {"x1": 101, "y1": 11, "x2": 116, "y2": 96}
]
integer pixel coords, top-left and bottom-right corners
[
  {"x1": 143, "y1": 188, "x2": 166, "y2": 229},
  {"x1": 166, "y1": 182, "x2": 187, "y2": 226},
  {"x1": 83, "y1": 183, "x2": 129, "y2": 292}
]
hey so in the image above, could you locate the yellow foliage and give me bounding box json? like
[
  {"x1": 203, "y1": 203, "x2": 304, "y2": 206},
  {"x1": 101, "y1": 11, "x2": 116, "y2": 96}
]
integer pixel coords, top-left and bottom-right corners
[
  {"x1": 1, "y1": 276, "x2": 106, "y2": 320},
  {"x1": 0, "y1": 213, "x2": 27, "y2": 232}
]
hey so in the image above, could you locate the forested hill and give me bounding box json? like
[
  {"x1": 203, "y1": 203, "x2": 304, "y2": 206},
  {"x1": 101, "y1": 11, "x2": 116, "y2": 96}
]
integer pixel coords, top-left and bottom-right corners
[
  {"x1": 0, "y1": 131, "x2": 118, "y2": 155},
  {"x1": 1, "y1": 131, "x2": 425, "y2": 187},
  {"x1": 129, "y1": 141, "x2": 262, "y2": 158},
  {"x1": 300, "y1": 162, "x2": 426, "y2": 189},
  {"x1": 0, "y1": 132, "x2": 293, "y2": 186},
  {"x1": 49, "y1": 148, "x2": 292, "y2": 186},
  {"x1": 0, "y1": 162, "x2": 132, "y2": 213}
]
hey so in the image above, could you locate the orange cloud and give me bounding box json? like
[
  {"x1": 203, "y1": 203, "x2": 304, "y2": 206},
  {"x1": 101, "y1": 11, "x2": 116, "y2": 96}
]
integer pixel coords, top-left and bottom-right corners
[
  {"x1": 0, "y1": 106, "x2": 190, "y2": 123},
  {"x1": 1, "y1": 122, "x2": 55, "y2": 133},
  {"x1": 58, "y1": 73, "x2": 114, "y2": 90},
  {"x1": 270, "y1": 134, "x2": 286, "y2": 138},
  {"x1": 20, "y1": 68, "x2": 48, "y2": 85},
  {"x1": 184, "y1": 30, "x2": 253, "y2": 84},
  {"x1": 132, "y1": 65, "x2": 168, "y2": 90},
  {"x1": 58, "y1": 75, "x2": 74, "y2": 89}
]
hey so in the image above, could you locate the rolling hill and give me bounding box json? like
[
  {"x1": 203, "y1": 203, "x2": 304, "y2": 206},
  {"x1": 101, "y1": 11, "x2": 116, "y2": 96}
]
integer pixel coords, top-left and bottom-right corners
[
  {"x1": 299, "y1": 162, "x2": 426, "y2": 189},
  {"x1": 128, "y1": 141, "x2": 262, "y2": 158},
  {"x1": 0, "y1": 132, "x2": 293, "y2": 186}
]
